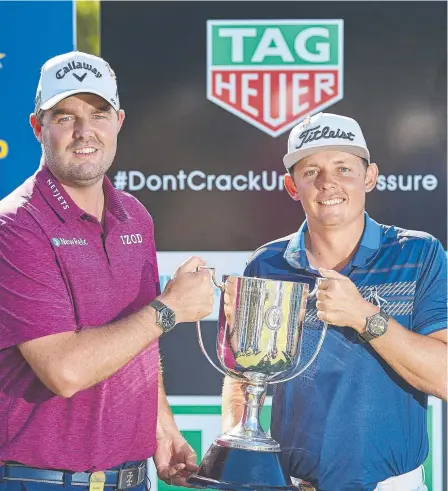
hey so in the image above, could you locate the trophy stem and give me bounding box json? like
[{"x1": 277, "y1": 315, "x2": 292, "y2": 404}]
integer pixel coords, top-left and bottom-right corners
[
  {"x1": 217, "y1": 374, "x2": 280, "y2": 452},
  {"x1": 240, "y1": 381, "x2": 267, "y2": 436}
]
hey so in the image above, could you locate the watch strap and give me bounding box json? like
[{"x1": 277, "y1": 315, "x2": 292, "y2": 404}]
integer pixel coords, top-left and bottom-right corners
[
  {"x1": 150, "y1": 299, "x2": 168, "y2": 313},
  {"x1": 358, "y1": 329, "x2": 376, "y2": 343}
]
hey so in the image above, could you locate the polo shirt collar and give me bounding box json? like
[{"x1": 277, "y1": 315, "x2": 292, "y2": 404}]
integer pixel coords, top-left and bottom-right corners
[
  {"x1": 103, "y1": 175, "x2": 130, "y2": 222},
  {"x1": 35, "y1": 165, "x2": 82, "y2": 222},
  {"x1": 35, "y1": 165, "x2": 130, "y2": 223},
  {"x1": 351, "y1": 212, "x2": 381, "y2": 267},
  {"x1": 284, "y1": 212, "x2": 381, "y2": 271}
]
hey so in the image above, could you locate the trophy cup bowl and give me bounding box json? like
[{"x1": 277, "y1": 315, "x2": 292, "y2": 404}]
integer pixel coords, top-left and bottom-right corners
[{"x1": 187, "y1": 269, "x2": 327, "y2": 491}]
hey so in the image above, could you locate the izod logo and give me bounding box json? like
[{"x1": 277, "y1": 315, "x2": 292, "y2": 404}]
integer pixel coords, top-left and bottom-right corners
[
  {"x1": 206, "y1": 20, "x2": 344, "y2": 137},
  {"x1": 120, "y1": 234, "x2": 143, "y2": 245}
]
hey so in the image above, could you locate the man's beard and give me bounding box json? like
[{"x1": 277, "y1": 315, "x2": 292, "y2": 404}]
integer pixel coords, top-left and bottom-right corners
[{"x1": 42, "y1": 144, "x2": 113, "y2": 187}]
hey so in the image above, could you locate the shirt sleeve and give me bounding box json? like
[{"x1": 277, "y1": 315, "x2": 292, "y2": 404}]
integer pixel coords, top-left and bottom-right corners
[
  {"x1": 0, "y1": 221, "x2": 78, "y2": 350},
  {"x1": 412, "y1": 237, "x2": 447, "y2": 335},
  {"x1": 147, "y1": 215, "x2": 161, "y2": 298}
]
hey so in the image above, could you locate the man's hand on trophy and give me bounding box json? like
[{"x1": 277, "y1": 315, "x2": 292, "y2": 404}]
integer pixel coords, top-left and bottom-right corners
[
  {"x1": 315, "y1": 268, "x2": 378, "y2": 332},
  {"x1": 159, "y1": 256, "x2": 214, "y2": 324},
  {"x1": 154, "y1": 429, "x2": 199, "y2": 488}
]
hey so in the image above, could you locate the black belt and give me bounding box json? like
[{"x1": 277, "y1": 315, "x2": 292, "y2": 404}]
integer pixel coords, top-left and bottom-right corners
[{"x1": 0, "y1": 462, "x2": 146, "y2": 489}]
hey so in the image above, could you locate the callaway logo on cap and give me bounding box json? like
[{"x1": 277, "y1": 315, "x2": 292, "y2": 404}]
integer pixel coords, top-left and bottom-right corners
[
  {"x1": 34, "y1": 51, "x2": 120, "y2": 113},
  {"x1": 283, "y1": 112, "x2": 371, "y2": 170}
]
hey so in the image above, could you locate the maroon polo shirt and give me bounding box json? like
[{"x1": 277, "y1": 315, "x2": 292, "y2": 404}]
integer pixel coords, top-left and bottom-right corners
[{"x1": 0, "y1": 165, "x2": 160, "y2": 471}]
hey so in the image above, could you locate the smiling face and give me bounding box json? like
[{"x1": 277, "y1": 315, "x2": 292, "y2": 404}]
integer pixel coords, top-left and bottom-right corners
[
  {"x1": 284, "y1": 150, "x2": 378, "y2": 229},
  {"x1": 30, "y1": 93, "x2": 125, "y2": 187}
]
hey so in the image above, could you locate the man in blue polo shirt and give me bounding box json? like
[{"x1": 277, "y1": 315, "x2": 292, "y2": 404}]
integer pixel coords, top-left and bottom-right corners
[{"x1": 221, "y1": 112, "x2": 447, "y2": 491}]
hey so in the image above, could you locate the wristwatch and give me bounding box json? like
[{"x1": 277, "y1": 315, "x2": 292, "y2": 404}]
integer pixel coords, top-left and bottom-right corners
[
  {"x1": 358, "y1": 310, "x2": 389, "y2": 343},
  {"x1": 150, "y1": 299, "x2": 176, "y2": 333}
]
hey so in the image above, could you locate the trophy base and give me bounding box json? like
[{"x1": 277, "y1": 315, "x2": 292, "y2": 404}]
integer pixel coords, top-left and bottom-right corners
[
  {"x1": 187, "y1": 443, "x2": 296, "y2": 491},
  {"x1": 216, "y1": 424, "x2": 280, "y2": 452}
]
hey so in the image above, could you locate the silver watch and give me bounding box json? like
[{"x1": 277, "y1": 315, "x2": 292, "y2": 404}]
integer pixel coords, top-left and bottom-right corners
[
  {"x1": 359, "y1": 310, "x2": 389, "y2": 343},
  {"x1": 150, "y1": 299, "x2": 176, "y2": 333}
]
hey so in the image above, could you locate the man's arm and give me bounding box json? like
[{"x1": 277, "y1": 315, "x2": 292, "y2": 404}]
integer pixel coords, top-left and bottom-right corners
[
  {"x1": 18, "y1": 256, "x2": 214, "y2": 398},
  {"x1": 357, "y1": 312, "x2": 447, "y2": 400},
  {"x1": 317, "y1": 268, "x2": 447, "y2": 401},
  {"x1": 153, "y1": 359, "x2": 197, "y2": 487},
  {"x1": 19, "y1": 303, "x2": 160, "y2": 398}
]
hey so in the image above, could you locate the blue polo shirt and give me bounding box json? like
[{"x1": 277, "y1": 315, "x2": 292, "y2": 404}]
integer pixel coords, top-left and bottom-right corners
[{"x1": 243, "y1": 213, "x2": 447, "y2": 491}]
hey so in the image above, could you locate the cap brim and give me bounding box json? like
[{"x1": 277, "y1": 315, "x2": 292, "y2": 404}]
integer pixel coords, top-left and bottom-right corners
[
  {"x1": 283, "y1": 145, "x2": 371, "y2": 170},
  {"x1": 38, "y1": 89, "x2": 119, "y2": 112}
]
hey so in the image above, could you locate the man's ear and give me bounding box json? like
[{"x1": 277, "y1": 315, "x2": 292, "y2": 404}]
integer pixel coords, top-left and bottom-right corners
[
  {"x1": 365, "y1": 163, "x2": 379, "y2": 193},
  {"x1": 117, "y1": 109, "x2": 126, "y2": 133},
  {"x1": 284, "y1": 172, "x2": 301, "y2": 201},
  {"x1": 30, "y1": 113, "x2": 43, "y2": 143}
]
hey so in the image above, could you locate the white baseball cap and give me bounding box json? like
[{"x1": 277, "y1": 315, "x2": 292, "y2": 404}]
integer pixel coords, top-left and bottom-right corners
[
  {"x1": 34, "y1": 51, "x2": 120, "y2": 114},
  {"x1": 283, "y1": 112, "x2": 370, "y2": 170}
]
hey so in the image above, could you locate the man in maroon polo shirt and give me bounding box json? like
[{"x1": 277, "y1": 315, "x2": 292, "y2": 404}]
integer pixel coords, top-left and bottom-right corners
[{"x1": 0, "y1": 51, "x2": 214, "y2": 491}]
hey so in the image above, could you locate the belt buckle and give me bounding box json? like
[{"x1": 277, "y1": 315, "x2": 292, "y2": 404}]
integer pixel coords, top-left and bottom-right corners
[{"x1": 117, "y1": 463, "x2": 145, "y2": 490}]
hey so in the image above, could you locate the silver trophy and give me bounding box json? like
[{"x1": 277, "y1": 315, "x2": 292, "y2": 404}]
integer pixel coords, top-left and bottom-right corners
[{"x1": 187, "y1": 269, "x2": 327, "y2": 491}]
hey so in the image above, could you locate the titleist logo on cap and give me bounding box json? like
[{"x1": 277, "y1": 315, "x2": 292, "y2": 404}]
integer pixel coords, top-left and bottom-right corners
[{"x1": 295, "y1": 125, "x2": 356, "y2": 149}]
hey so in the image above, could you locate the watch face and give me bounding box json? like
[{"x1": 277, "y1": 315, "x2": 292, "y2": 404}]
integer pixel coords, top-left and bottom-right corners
[
  {"x1": 160, "y1": 308, "x2": 176, "y2": 330},
  {"x1": 368, "y1": 316, "x2": 387, "y2": 336}
]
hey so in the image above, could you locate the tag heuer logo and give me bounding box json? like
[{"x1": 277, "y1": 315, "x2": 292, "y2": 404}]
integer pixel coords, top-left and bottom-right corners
[{"x1": 206, "y1": 20, "x2": 344, "y2": 137}]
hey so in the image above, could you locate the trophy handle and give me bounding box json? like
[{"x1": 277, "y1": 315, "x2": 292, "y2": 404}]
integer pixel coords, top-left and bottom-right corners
[
  {"x1": 195, "y1": 266, "x2": 242, "y2": 381},
  {"x1": 309, "y1": 276, "x2": 323, "y2": 297},
  {"x1": 267, "y1": 277, "x2": 327, "y2": 385},
  {"x1": 197, "y1": 266, "x2": 225, "y2": 291},
  {"x1": 196, "y1": 320, "x2": 242, "y2": 381}
]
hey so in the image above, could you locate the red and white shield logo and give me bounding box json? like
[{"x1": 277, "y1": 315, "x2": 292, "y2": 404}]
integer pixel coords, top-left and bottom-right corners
[{"x1": 207, "y1": 20, "x2": 344, "y2": 137}]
